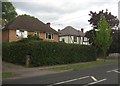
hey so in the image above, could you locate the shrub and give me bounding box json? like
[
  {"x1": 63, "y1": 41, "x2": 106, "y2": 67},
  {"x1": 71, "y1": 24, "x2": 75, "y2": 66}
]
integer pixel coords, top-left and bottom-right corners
[
  {"x1": 2, "y1": 41, "x2": 96, "y2": 67},
  {"x1": 17, "y1": 35, "x2": 43, "y2": 43}
]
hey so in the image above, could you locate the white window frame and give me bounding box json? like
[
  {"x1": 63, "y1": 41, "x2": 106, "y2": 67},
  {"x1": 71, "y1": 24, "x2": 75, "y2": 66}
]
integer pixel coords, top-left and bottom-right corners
[
  {"x1": 16, "y1": 30, "x2": 26, "y2": 38},
  {"x1": 34, "y1": 32, "x2": 39, "y2": 36},
  {"x1": 45, "y1": 33, "x2": 54, "y2": 40},
  {"x1": 74, "y1": 36, "x2": 77, "y2": 42}
]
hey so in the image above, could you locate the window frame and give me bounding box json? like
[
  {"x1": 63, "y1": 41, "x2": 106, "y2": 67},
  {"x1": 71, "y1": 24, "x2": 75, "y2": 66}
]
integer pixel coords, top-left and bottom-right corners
[
  {"x1": 74, "y1": 36, "x2": 77, "y2": 42},
  {"x1": 16, "y1": 30, "x2": 25, "y2": 38},
  {"x1": 34, "y1": 32, "x2": 39, "y2": 36},
  {"x1": 62, "y1": 38, "x2": 65, "y2": 42},
  {"x1": 45, "y1": 32, "x2": 54, "y2": 40}
]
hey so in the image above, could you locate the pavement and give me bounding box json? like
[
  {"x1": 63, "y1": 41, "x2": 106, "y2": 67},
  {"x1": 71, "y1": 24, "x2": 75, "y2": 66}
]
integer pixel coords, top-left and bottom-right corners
[
  {"x1": 2, "y1": 62, "x2": 119, "y2": 85},
  {"x1": 3, "y1": 61, "x2": 89, "y2": 80},
  {"x1": 2, "y1": 61, "x2": 72, "y2": 80}
]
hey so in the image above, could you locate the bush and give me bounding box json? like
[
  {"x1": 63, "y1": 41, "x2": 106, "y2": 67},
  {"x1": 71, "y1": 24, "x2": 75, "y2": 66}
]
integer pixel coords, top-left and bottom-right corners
[
  {"x1": 2, "y1": 41, "x2": 96, "y2": 67},
  {"x1": 17, "y1": 35, "x2": 43, "y2": 43}
]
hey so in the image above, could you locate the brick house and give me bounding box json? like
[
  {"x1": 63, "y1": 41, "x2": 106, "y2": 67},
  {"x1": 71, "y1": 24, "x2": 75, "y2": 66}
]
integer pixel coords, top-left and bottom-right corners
[{"x1": 2, "y1": 15, "x2": 58, "y2": 42}]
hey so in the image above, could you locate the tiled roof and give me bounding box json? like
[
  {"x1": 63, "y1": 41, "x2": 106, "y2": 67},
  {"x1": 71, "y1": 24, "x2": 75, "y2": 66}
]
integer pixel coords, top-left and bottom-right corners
[
  {"x1": 59, "y1": 26, "x2": 85, "y2": 37},
  {"x1": 3, "y1": 15, "x2": 58, "y2": 34}
]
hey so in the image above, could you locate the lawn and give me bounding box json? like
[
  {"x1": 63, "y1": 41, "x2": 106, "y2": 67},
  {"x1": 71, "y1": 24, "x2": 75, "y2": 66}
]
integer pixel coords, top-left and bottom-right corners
[
  {"x1": 47, "y1": 59, "x2": 117, "y2": 71},
  {"x1": 2, "y1": 72, "x2": 15, "y2": 78}
]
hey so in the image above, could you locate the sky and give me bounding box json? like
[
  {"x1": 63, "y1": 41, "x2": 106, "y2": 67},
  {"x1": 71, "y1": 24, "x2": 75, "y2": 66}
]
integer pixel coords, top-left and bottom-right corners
[{"x1": 7, "y1": 0, "x2": 120, "y2": 32}]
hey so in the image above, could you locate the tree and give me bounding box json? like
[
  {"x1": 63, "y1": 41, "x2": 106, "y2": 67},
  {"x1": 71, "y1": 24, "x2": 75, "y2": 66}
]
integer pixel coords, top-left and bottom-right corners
[
  {"x1": 88, "y1": 9, "x2": 119, "y2": 29},
  {"x1": 95, "y1": 15, "x2": 112, "y2": 61},
  {"x1": 20, "y1": 14, "x2": 36, "y2": 18},
  {"x1": 2, "y1": 1, "x2": 17, "y2": 26},
  {"x1": 85, "y1": 30, "x2": 95, "y2": 45},
  {"x1": 109, "y1": 29, "x2": 120, "y2": 53},
  {"x1": 87, "y1": 10, "x2": 119, "y2": 45}
]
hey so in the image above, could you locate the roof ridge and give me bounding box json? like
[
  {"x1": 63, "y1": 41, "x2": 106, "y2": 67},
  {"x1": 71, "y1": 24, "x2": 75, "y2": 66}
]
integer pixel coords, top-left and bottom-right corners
[
  {"x1": 59, "y1": 26, "x2": 85, "y2": 37},
  {"x1": 3, "y1": 15, "x2": 58, "y2": 34}
]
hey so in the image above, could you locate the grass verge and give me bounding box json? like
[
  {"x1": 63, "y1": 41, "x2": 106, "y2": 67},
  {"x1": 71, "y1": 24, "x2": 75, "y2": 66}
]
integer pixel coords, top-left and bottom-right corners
[
  {"x1": 47, "y1": 59, "x2": 117, "y2": 71},
  {"x1": 2, "y1": 72, "x2": 15, "y2": 78}
]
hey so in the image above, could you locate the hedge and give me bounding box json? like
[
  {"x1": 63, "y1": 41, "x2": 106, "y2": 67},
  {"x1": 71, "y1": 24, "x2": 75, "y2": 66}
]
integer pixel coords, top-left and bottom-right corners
[{"x1": 2, "y1": 41, "x2": 96, "y2": 67}]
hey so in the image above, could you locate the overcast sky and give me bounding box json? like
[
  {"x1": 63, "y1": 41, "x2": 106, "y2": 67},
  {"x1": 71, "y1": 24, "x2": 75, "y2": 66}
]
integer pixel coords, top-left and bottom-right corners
[{"x1": 8, "y1": 0, "x2": 119, "y2": 32}]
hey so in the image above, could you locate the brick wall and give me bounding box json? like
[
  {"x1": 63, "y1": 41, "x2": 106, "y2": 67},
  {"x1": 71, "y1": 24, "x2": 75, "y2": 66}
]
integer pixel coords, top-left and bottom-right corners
[
  {"x1": 28, "y1": 31, "x2": 34, "y2": 36},
  {"x1": 9, "y1": 29, "x2": 18, "y2": 42},
  {"x1": 2, "y1": 29, "x2": 21, "y2": 42},
  {"x1": 40, "y1": 32, "x2": 58, "y2": 42},
  {"x1": 40, "y1": 32, "x2": 45, "y2": 40},
  {"x1": 53, "y1": 34, "x2": 59, "y2": 42},
  {"x1": 2, "y1": 30, "x2": 58, "y2": 42},
  {"x1": 2, "y1": 29, "x2": 9, "y2": 42}
]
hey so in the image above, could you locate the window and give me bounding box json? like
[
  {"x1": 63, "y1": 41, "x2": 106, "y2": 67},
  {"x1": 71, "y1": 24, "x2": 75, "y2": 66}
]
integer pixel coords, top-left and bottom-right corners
[
  {"x1": 46, "y1": 33, "x2": 53, "y2": 40},
  {"x1": 62, "y1": 38, "x2": 65, "y2": 42},
  {"x1": 19, "y1": 30, "x2": 24, "y2": 38},
  {"x1": 16, "y1": 30, "x2": 27, "y2": 38},
  {"x1": 74, "y1": 36, "x2": 77, "y2": 42},
  {"x1": 34, "y1": 32, "x2": 39, "y2": 36}
]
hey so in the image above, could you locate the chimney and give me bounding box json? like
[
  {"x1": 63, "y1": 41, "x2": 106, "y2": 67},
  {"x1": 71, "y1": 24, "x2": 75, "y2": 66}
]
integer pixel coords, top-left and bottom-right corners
[
  {"x1": 46, "y1": 22, "x2": 50, "y2": 27},
  {"x1": 81, "y1": 28, "x2": 84, "y2": 32},
  {"x1": 58, "y1": 29, "x2": 60, "y2": 32}
]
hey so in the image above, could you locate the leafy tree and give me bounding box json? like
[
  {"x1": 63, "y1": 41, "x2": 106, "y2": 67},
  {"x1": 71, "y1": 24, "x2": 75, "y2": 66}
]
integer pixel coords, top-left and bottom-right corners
[
  {"x1": 85, "y1": 30, "x2": 95, "y2": 45},
  {"x1": 2, "y1": 1, "x2": 17, "y2": 25},
  {"x1": 20, "y1": 14, "x2": 36, "y2": 18},
  {"x1": 86, "y1": 10, "x2": 119, "y2": 45},
  {"x1": 95, "y1": 15, "x2": 112, "y2": 61},
  {"x1": 88, "y1": 9, "x2": 119, "y2": 29},
  {"x1": 109, "y1": 29, "x2": 120, "y2": 53}
]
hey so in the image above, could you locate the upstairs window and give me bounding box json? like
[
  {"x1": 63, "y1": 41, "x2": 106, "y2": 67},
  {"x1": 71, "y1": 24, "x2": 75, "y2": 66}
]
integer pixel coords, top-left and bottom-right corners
[{"x1": 46, "y1": 33, "x2": 53, "y2": 40}]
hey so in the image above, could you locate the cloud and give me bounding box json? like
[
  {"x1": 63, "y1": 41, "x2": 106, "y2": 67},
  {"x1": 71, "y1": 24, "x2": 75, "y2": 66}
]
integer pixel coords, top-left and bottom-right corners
[
  {"x1": 12, "y1": 1, "x2": 89, "y2": 15},
  {"x1": 9, "y1": 0, "x2": 119, "y2": 32}
]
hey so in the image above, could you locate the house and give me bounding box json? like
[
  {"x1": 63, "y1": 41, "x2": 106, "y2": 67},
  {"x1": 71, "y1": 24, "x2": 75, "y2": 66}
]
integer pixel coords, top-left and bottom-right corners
[
  {"x1": 2, "y1": 15, "x2": 58, "y2": 42},
  {"x1": 82, "y1": 37, "x2": 89, "y2": 45},
  {"x1": 58, "y1": 26, "x2": 85, "y2": 44}
]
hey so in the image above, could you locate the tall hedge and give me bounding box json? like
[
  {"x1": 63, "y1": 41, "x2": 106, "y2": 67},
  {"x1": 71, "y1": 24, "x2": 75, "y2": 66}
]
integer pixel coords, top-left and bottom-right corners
[{"x1": 2, "y1": 41, "x2": 96, "y2": 67}]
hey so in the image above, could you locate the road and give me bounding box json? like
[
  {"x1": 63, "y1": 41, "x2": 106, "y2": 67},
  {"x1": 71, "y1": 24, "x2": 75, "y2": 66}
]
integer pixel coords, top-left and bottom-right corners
[{"x1": 2, "y1": 63, "x2": 119, "y2": 86}]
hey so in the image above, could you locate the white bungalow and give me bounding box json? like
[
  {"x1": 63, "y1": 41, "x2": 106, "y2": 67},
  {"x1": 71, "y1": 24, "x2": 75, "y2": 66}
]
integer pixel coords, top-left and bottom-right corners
[{"x1": 58, "y1": 26, "x2": 86, "y2": 44}]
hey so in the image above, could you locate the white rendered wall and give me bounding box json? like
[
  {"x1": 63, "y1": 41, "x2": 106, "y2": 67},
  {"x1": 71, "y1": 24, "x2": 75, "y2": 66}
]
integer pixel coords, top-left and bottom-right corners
[{"x1": 59, "y1": 36, "x2": 83, "y2": 44}]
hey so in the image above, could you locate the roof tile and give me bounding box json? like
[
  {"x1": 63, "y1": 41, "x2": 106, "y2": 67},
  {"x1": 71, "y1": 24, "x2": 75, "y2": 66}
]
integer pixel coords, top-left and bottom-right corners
[{"x1": 3, "y1": 15, "x2": 58, "y2": 34}]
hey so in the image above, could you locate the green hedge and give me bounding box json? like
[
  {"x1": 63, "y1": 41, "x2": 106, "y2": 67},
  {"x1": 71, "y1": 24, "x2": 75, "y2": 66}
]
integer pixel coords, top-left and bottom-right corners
[{"x1": 2, "y1": 41, "x2": 96, "y2": 67}]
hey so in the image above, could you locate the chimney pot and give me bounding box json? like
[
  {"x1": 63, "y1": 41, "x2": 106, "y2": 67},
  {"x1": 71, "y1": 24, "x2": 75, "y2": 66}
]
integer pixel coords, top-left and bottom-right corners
[
  {"x1": 58, "y1": 29, "x2": 60, "y2": 32},
  {"x1": 46, "y1": 22, "x2": 50, "y2": 27},
  {"x1": 81, "y1": 28, "x2": 84, "y2": 32}
]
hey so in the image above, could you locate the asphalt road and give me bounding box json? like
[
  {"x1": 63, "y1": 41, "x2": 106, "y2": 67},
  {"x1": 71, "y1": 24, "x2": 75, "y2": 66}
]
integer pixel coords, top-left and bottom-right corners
[{"x1": 2, "y1": 63, "x2": 120, "y2": 86}]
